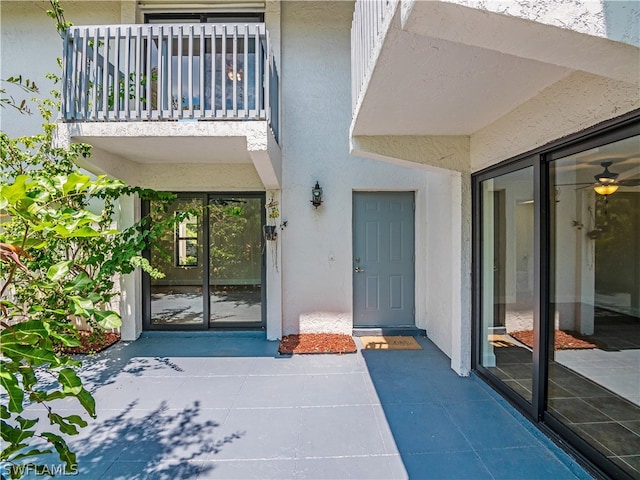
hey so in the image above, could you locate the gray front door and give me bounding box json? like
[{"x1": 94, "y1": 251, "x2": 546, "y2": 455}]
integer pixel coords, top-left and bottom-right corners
[{"x1": 353, "y1": 192, "x2": 415, "y2": 327}]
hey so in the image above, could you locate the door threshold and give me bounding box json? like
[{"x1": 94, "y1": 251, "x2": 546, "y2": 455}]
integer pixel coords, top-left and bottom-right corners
[
  {"x1": 142, "y1": 330, "x2": 265, "y2": 338},
  {"x1": 352, "y1": 327, "x2": 426, "y2": 337}
]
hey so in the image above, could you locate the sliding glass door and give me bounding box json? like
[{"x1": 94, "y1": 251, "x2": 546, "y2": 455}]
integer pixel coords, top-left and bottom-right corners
[
  {"x1": 478, "y1": 164, "x2": 535, "y2": 405},
  {"x1": 144, "y1": 193, "x2": 265, "y2": 329},
  {"x1": 209, "y1": 196, "x2": 263, "y2": 325},
  {"x1": 473, "y1": 117, "x2": 639, "y2": 479},
  {"x1": 149, "y1": 196, "x2": 205, "y2": 326},
  {"x1": 547, "y1": 135, "x2": 640, "y2": 477}
]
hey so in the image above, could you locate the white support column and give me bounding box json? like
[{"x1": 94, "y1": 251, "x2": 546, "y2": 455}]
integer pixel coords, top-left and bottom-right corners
[
  {"x1": 481, "y1": 178, "x2": 497, "y2": 368},
  {"x1": 118, "y1": 193, "x2": 143, "y2": 341},
  {"x1": 265, "y1": 189, "x2": 283, "y2": 340},
  {"x1": 451, "y1": 171, "x2": 472, "y2": 375},
  {"x1": 578, "y1": 189, "x2": 595, "y2": 335}
]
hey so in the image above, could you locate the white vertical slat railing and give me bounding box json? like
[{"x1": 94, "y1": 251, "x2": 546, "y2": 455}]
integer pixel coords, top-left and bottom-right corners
[
  {"x1": 62, "y1": 23, "x2": 277, "y2": 135},
  {"x1": 351, "y1": 0, "x2": 395, "y2": 111}
]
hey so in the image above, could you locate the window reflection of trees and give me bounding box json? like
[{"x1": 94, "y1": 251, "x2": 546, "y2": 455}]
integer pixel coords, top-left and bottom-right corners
[
  {"x1": 150, "y1": 198, "x2": 203, "y2": 276},
  {"x1": 209, "y1": 198, "x2": 262, "y2": 284}
]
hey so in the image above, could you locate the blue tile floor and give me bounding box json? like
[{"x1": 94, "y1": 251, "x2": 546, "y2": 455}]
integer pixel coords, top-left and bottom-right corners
[{"x1": 18, "y1": 333, "x2": 593, "y2": 479}]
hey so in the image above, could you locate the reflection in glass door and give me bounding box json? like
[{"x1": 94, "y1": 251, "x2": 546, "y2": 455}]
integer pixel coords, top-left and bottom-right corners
[
  {"x1": 145, "y1": 194, "x2": 264, "y2": 329},
  {"x1": 479, "y1": 166, "x2": 535, "y2": 403},
  {"x1": 548, "y1": 135, "x2": 640, "y2": 477},
  {"x1": 149, "y1": 196, "x2": 205, "y2": 326},
  {"x1": 209, "y1": 196, "x2": 263, "y2": 326},
  {"x1": 473, "y1": 120, "x2": 639, "y2": 478}
]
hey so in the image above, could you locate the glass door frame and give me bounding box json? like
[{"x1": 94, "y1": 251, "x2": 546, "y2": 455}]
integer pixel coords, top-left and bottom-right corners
[
  {"x1": 541, "y1": 125, "x2": 640, "y2": 480},
  {"x1": 472, "y1": 155, "x2": 545, "y2": 422},
  {"x1": 142, "y1": 192, "x2": 266, "y2": 331},
  {"x1": 471, "y1": 110, "x2": 640, "y2": 479}
]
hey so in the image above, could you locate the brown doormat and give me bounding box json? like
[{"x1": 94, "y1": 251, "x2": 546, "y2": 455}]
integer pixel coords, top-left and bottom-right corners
[
  {"x1": 278, "y1": 334, "x2": 357, "y2": 355},
  {"x1": 360, "y1": 336, "x2": 422, "y2": 350},
  {"x1": 510, "y1": 330, "x2": 598, "y2": 350}
]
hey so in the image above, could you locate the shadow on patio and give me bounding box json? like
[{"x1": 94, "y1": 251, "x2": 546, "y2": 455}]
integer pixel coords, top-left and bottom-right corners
[
  {"x1": 361, "y1": 337, "x2": 591, "y2": 479},
  {"x1": 20, "y1": 333, "x2": 591, "y2": 479}
]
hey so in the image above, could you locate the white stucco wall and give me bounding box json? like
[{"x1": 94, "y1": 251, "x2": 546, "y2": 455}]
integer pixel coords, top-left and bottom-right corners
[
  {"x1": 280, "y1": 2, "x2": 468, "y2": 373},
  {"x1": 0, "y1": 1, "x2": 123, "y2": 136},
  {"x1": 117, "y1": 194, "x2": 143, "y2": 341},
  {"x1": 471, "y1": 71, "x2": 640, "y2": 172},
  {"x1": 3, "y1": 1, "x2": 281, "y2": 338},
  {"x1": 445, "y1": 0, "x2": 640, "y2": 48},
  {"x1": 350, "y1": 135, "x2": 471, "y2": 373}
]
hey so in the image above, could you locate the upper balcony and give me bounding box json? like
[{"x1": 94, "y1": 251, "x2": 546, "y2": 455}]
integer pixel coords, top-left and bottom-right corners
[
  {"x1": 58, "y1": 23, "x2": 281, "y2": 190},
  {"x1": 350, "y1": 0, "x2": 640, "y2": 170}
]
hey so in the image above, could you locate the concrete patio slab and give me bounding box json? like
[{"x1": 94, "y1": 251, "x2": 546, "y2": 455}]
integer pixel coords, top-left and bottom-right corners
[{"x1": 18, "y1": 333, "x2": 593, "y2": 479}]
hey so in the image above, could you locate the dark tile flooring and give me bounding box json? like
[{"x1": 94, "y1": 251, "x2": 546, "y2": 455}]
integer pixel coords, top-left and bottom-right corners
[{"x1": 487, "y1": 309, "x2": 640, "y2": 478}]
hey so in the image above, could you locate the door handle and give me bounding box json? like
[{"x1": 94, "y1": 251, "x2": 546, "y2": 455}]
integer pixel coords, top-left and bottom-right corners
[{"x1": 354, "y1": 267, "x2": 364, "y2": 273}]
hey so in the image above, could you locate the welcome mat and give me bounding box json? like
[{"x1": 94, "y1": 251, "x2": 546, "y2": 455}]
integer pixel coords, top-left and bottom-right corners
[
  {"x1": 359, "y1": 336, "x2": 422, "y2": 350},
  {"x1": 278, "y1": 334, "x2": 357, "y2": 355}
]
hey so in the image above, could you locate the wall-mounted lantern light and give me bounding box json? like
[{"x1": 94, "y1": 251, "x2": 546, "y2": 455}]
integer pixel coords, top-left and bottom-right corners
[{"x1": 311, "y1": 181, "x2": 323, "y2": 209}]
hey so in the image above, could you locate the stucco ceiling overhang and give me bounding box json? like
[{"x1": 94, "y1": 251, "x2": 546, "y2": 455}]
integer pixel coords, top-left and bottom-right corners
[
  {"x1": 76, "y1": 135, "x2": 253, "y2": 164},
  {"x1": 137, "y1": 0, "x2": 265, "y2": 13},
  {"x1": 57, "y1": 120, "x2": 282, "y2": 188},
  {"x1": 351, "y1": 1, "x2": 640, "y2": 137}
]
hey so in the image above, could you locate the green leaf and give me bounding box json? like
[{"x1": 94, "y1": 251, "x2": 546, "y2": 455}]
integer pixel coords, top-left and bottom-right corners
[
  {"x1": 22, "y1": 238, "x2": 47, "y2": 250},
  {"x1": 62, "y1": 171, "x2": 91, "y2": 195},
  {"x1": 63, "y1": 414, "x2": 87, "y2": 429},
  {"x1": 68, "y1": 225, "x2": 103, "y2": 237},
  {"x1": 16, "y1": 415, "x2": 38, "y2": 430},
  {"x1": 77, "y1": 389, "x2": 96, "y2": 417},
  {"x1": 86, "y1": 293, "x2": 102, "y2": 303},
  {"x1": 53, "y1": 224, "x2": 71, "y2": 236},
  {"x1": 46, "y1": 260, "x2": 72, "y2": 281},
  {"x1": 0, "y1": 321, "x2": 49, "y2": 349},
  {"x1": 14, "y1": 196, "x2": 35, "y2": 215},
  {"x1": 41, "y1": 432, "x2": 77, "y2": 468},
  {"x1": 1, "y1": 441, "x2": 44, "y2": 462},
  {"x1": 8, "y1": 320, "x2": 48, "y2": 338},
  {"x1": 48, "y1": 413, "x2": 79, "y2": 435},
  {"x1": 40, "y1": 391, "x2": 67, "y2": 402},
  {"x1": 58, "y1": 368, "x2": 82, "y2": 396},
  {"x1": 0, "y1": 330, "x2": 40, "y2": 347},
  {"x1": 0, "y1": 371, "x2": 24, "y2": 413},
  {"x1": 0, "y1": 175, "x2": 29, "y2": 203},
  {"x1": 11, "y1": 447, "x2": 53, "y2": 462},
  {"x1": 0, "y1": 420, "x2": 33, "y2": 445},
  {"x1": 48, "y1": 332, "x2": 81, "y2": 348},
  {"x1": 69, "y1": 296, "x2": 94, "y2": 317},
  {"x1": 18, "y1": 365, "x2": 38, "y2": 390},
  {"x1": 64, "y1": 272, "x2": 92, "y2": 292},
  {"x1": 94, "y1": 310, "x2": 122, "y2": 329},
  {"x1": 1, "y1": 344, "x2": 59, "y2": 367}
]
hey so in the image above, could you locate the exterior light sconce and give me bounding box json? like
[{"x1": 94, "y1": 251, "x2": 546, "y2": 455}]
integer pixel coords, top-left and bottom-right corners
[{"x1": 311, "y1": 181, "x2": 323, "y2": 209}]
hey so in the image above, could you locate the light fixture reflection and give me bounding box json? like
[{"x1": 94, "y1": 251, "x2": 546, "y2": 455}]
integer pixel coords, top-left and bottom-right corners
[
  {"x1": 593, "y1": 183, "x2": 619, "y2": 195},
  {"x1": 594, "y1": 161, "x2": 619, "y2": 184},
  {"x1": 226, "y1": 66, "x2": 243, "y2": 82}
]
